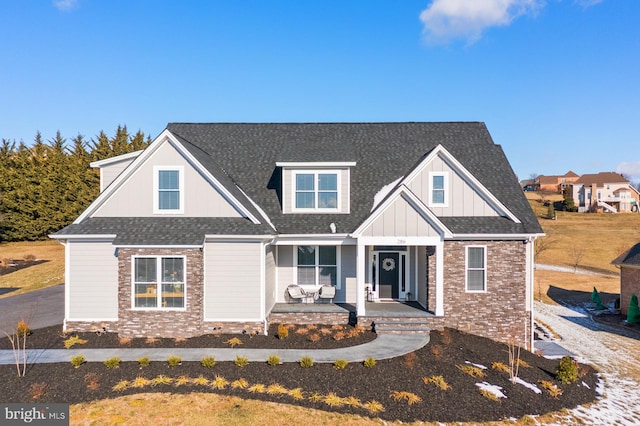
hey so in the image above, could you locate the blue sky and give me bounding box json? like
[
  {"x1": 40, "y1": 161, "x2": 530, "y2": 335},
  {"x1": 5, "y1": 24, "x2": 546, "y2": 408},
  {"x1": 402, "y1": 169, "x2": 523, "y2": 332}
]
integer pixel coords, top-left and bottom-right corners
[{"x1": 1, "y1": 0, "x2": 638, "y2": 182}]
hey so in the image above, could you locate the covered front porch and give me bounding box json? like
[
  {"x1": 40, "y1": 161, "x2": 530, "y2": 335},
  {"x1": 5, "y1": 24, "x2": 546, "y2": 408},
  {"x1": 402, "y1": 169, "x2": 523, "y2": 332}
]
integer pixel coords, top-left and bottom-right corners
[{"x1": 268, "y1": 301, "x2": 434, "y2": 333}]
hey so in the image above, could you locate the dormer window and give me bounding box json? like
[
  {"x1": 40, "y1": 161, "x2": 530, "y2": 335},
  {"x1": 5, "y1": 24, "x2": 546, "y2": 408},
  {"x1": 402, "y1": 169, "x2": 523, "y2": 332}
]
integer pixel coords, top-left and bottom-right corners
[
  {"x1": 293, "y1": 171, "x2": 339, "y2": 211},
  {"x1": 154, "y1": 166, "x2": 184, "y2": 214}
]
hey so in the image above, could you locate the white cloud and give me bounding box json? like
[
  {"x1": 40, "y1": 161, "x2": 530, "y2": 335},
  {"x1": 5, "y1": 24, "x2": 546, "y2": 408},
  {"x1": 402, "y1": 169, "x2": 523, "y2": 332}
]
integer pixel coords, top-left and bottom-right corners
[
  {"x1": 53, "y1": 0, "x2": 78, "y2": 11},
  {"x1": 616, "y1": 161, "x2": 640, "y2": 180},
  {"x1": 419, "y1": 0, "x2": 544, "y2": 44}
]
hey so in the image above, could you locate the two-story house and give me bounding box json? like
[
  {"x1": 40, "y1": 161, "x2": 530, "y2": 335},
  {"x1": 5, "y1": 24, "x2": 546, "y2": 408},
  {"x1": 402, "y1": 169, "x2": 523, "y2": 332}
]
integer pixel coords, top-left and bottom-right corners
[
  {"x1": 571, "y1": 172, "x2": 640, "y2": 213},
  {"x1": 51, "y1": 122, "x2": 543, "y2": 348}
]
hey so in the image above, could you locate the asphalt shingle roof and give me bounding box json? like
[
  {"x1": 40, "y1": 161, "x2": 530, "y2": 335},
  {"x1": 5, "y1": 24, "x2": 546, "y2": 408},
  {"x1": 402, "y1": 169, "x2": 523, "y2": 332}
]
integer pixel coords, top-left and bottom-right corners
[
  {"x1": 55, "y1": 217, "x2": 272, "y2": 246},
  {"x1": 167, "y1": 122, "x2": 542, "y2": 236},
  {"x1": 612, "y1": 243, "x2": 640, "y2": 267},
  {"x1": 55, "y1": 122, "x2": 543, "y2": 244}
]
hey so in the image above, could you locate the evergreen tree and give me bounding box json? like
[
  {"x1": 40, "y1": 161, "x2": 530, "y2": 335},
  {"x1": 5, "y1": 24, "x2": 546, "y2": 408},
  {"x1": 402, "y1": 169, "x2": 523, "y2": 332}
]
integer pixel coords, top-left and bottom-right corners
[
  {"x1": 628, "y1": 293, "x2": 640, "y2": 323},
  {"x1": 0, "y1": 126, "x2": 151, "y2": 241}
]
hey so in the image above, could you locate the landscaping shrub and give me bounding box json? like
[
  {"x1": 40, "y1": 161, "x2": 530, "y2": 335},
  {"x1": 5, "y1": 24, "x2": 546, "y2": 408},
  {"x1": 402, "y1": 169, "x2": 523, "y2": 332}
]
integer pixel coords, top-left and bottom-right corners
[
  {"x1": 64, "y1": 335, "x2": 88, "y2": 349},
  {"x1": 137, "y1": 357, "x2": 151, "y2": 367},
  {"x1": 200, "y1": 355, "x2": 216, "y2": 368},
  {"x1": 234, "y1": 355, "x2": 249, "y2": 367},
  {"x1": 224, "y1": 337, "x2": 243, "y2": 348},
  {"x1": 167, "y1": 356, "x2": 182, "y2": 367},
  {"x1": 363, "y1": 357, "x2": 376, "y2": 368},
  {"x1": 556, "y1": 356, "x2": 578, "y2": 384},
  {"x1": 276, "y1": 324, "x2": 289, "y2": 339},
  {"x1": 103, "y1": 357, "x2": 121, "y2": 369},
  {"x1": 299, "y1": 356, "x2": 314, "y2": 368},
  {"x1": 333, "y1": 359, "x2": 348, "y2": 369},
  {"x1": 628, "y1": 293, "x2": 640, "y2": 323},
  {"x1": 267, "y1": 354, "x2": 281, "y2": 366},
  {"x1": 70, "y1": 354, "x2": 86, "y2": 368}
]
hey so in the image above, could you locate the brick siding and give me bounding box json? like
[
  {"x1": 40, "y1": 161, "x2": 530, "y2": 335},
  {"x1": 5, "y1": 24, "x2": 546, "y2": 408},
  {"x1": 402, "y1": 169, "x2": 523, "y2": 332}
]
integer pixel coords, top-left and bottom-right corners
[{"x1": 620, "y1": 266, "x2": 640, "y2": 316}]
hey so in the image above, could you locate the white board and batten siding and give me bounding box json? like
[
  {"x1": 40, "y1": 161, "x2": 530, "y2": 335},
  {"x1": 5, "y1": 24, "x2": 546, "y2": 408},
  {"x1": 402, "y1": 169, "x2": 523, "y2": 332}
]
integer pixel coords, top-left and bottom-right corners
[
  {"x1": 407, "y1": 155, "x2": 499, "y2": 217},
  {"x1": 204, "y1": 241, "x2": 262, "y2": 321},
  {"x1": 94, "y1": 141, "x2": 243, "y2": 218},
  {"x1": 360, "y1": 195, "x2": 440, "y2": 238},
  {"x1": 68, "y1": 241, "x2": 118, "y2": 320}
]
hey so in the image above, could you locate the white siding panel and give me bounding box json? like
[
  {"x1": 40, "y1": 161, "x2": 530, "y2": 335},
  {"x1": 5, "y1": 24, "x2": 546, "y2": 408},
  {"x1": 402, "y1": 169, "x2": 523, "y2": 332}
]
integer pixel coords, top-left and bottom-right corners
[
  {"x1": 68, "y1": 241, "x2": 118, "y2": 320},
  {"x1": 265, "y1": 245, "x2": 276, "y2": 313},
  {"x1": 340, "y1": 245, "x2": 357, "y2": 303},
  {"x1": 204, "y1": 242, "x2": 261, "y2": 320},
  {"x1": 276, "y1": 246, "x2": 294, "y2": 302},
  {"x1": 361, "y1": 196, "x2": 439, "y2": 238},
  {"x1": 102, "y1": 159, "x2": 135, "y2": 191},
  {"x1": 95, "y1": 142, "x2": 243, "y2": 218},
  {"x1": 406, "y1": 154, "x2": 499, "y2": 217}
]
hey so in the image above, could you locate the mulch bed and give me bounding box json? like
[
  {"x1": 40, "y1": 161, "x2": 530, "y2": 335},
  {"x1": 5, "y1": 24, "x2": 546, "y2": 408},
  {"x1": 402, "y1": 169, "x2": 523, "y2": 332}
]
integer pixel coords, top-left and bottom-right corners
[
  {"x1": 0, "y1": 326, "x2": 599, "y2": 423},
  {"x1": 0, "y1": 323, "x2": 376, "y2": 350}
]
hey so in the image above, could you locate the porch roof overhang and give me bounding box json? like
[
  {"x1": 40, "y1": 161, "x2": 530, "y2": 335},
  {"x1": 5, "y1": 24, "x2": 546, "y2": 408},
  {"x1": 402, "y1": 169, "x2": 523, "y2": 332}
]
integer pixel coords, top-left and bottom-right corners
[{"x1": 273, "y1": 234, "x2": 356, "y2": 245}]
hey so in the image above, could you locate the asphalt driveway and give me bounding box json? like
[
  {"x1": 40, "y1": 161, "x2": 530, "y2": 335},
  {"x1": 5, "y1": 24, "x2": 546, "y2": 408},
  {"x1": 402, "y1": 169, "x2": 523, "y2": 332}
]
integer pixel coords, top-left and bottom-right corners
[{"x1": 0, "y1": 284, "x2": 64, "y2": 332}]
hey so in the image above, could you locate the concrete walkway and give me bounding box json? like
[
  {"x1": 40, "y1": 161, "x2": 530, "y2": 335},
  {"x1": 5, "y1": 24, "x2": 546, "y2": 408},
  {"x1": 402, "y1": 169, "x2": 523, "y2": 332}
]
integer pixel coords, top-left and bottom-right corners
[{"x1": 0, "y1": 333, "x2": 430, "y2": 365}]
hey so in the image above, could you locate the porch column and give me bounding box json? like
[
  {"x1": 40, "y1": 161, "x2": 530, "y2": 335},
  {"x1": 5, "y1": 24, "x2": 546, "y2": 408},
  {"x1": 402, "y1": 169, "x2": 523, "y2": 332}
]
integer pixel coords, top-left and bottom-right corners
[
  {"x1": 356, "y1": 242, "x2": 366, "y2": 317},
  {"x1": 435, "y1": 242, "x2": 444, "y2": 316}
]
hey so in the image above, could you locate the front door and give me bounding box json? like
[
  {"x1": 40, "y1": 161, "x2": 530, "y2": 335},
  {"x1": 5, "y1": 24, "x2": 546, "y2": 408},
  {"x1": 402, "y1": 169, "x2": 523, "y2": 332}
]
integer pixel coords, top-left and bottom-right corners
[{"x1": 378, "y1": 252, "x2": 399, "y2": 299}]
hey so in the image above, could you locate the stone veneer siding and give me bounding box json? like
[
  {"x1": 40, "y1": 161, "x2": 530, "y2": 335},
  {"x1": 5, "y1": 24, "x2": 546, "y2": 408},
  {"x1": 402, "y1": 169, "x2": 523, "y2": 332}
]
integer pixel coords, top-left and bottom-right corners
[
  {"x1": 117, "y1": 248, "x2": 206, "y2": 338},
  {"x1": 620, "y1": 266, "x2": 640, "y2": 316},
  {"x1": 428, "y1": 240, "x2": 531, "y2": 349}
]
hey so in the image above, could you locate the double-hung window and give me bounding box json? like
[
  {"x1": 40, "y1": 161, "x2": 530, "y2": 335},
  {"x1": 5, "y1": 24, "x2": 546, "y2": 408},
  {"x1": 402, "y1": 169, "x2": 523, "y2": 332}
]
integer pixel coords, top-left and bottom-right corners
[
  {"x1": 466, "y1": 246, "x2": 486, "y2": 292},
  {"x1": 294, "y1": 171, "x2": 338, "y2": 211},
  {"x1": 297, "y1": 246, "x2": 338, "y2": 287},
  {"x1": 429, "y1": 172, "x2": 448, "y2": 207},
  {"x1": 154, "y1": 166, "x2": 184, "y2": 214},
  {"x1": 133, "y1": 256, "x2": 185, "y2": 309}
]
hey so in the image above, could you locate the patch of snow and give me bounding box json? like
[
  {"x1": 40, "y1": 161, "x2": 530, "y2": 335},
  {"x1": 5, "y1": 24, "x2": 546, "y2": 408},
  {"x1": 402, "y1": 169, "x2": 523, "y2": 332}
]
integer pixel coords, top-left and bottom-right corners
[
  {"x1": 465, "y1": 360, "x2": 487, "y2": 369},
  {"x1": 475, "y1": 382, "x2": 506, "y2": 399},
  {"x1": 534, "y1": 301, "x2": 640, "y2": 425},
  {"x1": 371, "y1": 177, "x2": 403, "y2": 211},
  {"x1": 512, "y1": 377, "x2": 542, "y2": 394}
]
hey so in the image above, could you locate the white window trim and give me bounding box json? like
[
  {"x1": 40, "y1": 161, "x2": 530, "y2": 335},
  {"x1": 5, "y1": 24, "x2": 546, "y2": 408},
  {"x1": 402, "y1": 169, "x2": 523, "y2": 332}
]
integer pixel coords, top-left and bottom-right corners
[
  {"x1": 428, "y1": 171, "x2": 449, "y2": 208},
  {"x1": 153, "y1": 166, "x2": 185, "y2": 214},
  {"x1": 131, "y1": 255, "x2": 187, "y2": 311},
  {"x1": 293, "y1": 245, "x2": 341, "y2": 290},
  {"x1": 465, "y1": 245, "x2": 487, "y2": 293},
  {"x1": 291, "y1": 170, "x2": 341, "y2": 213}
]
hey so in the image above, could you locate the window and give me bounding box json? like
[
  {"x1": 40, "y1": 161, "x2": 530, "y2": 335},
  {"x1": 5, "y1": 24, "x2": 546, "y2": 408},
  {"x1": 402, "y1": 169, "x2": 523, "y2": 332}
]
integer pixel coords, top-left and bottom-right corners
[
  {"x1": 293, "y1": 171, "x2": 338, "y2": 211},
  {"x1": 154, "y1": 166, "x2": 184, "y2": 214},
  {"x1": 466, "y1": 246, "x2": 486, "y2": 292},
  {"x1": 133, "y1": 256, "x2": 185, "y2": 309},
  {"x1": 429, "y1": 172, "x2": 448, "y2": 207},
  {"x1": 296, "y1": 246, "x2": 338, "y2": 287}
]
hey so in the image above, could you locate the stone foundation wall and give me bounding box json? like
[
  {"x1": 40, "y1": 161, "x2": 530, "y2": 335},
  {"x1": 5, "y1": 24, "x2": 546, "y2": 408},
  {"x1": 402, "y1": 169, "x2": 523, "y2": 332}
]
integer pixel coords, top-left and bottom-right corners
[
  {"x1": 268, "y1": 312, "x2": 350, "y2": 326},
  {"x1": 620, "y1": 267, "x2": 640, "y2": 316},
  {"x1": 201, "y1": 321, "x2": 264, "y2": 335},
  {"x1": 64, "y1": 320, "x2": 117, "y2": 334}
]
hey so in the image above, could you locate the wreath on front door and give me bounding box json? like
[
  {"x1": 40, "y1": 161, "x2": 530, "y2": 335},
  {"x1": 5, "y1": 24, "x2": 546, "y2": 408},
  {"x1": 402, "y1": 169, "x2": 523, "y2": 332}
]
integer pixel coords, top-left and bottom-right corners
[{"x1": 382, "y1": 257, "x2": 396, "y2": 271}]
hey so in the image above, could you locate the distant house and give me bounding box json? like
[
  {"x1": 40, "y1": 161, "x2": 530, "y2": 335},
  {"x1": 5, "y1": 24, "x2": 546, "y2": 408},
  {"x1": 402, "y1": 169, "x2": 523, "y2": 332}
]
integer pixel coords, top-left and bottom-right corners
[
  {"x1": 611, "y1": 243, "x2": 640, "y2": 315},
  {"x1": 534, "y1": 171, "x2": 580, "y2": 193},
  {"x1": 570, "y1": 172, "x2": 640, "y2": 213},
  {"x1": 50, "y1": 122, "x2": 543, "y2": 349}
]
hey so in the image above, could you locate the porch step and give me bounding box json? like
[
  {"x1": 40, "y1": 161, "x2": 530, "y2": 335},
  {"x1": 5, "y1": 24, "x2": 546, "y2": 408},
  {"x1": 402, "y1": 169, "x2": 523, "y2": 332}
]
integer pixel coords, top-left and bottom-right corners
[{"x1": 363, "y1": 317, "x2": 431, "y2": 335}]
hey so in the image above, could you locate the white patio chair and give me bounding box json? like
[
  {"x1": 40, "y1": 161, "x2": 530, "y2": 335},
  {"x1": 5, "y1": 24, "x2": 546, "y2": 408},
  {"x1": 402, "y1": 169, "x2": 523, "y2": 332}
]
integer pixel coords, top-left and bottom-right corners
[
  {"x1": 286, "y1": 284, "x2": 306, "y2": 303},
  {"x1": 317, "y1": 285, "x2": 336, "y2": 303}
]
